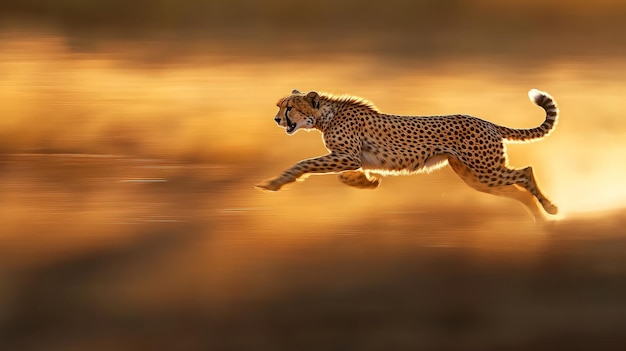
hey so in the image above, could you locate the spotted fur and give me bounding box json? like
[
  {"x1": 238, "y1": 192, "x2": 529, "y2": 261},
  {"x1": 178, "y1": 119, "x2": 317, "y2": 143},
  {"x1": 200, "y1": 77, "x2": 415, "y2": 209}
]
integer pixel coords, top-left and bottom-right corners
[{"x1": 256, "y1": 89, "x2": 559, "y2": 220}]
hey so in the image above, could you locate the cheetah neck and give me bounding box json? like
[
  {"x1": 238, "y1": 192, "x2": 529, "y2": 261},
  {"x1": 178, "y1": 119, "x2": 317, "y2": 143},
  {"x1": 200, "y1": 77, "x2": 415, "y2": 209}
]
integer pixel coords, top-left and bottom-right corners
[
  {"x1": 313, "y1": 100, "x2": 340, "y2": 133},
  {"x1": 313, "y1": 93, "x2": 379, "y2": 133}
]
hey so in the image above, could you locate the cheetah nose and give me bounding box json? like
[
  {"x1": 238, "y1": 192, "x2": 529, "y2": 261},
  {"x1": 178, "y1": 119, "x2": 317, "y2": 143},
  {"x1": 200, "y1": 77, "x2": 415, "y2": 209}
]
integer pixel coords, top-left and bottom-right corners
[{"x1": 274, "y1": 117, "x2": 281, "y2": 124}]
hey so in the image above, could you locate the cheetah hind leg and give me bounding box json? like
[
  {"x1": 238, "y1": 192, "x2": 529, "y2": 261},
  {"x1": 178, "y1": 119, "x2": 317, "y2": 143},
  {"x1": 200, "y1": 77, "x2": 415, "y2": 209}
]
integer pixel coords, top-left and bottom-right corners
[
  {"x1": 488, "y1": 165, "x2": 558, "y2": 215},
  {"x1": 338, "y1": 170, "x2": 381, "y2": 189},
  {"x1": 520, "y1": 166, "x2": 558, "y2": 215},
  {"x1": 482, "y1": 184, "x2": 547, "y2": 221},
  {"x1": 447, "y1": 156, "x2": 547, "y2": 222}
]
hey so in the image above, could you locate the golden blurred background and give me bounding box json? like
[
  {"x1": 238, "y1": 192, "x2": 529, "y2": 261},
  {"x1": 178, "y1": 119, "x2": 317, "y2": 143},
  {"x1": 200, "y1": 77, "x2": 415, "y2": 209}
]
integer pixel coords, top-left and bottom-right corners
[{"x1": 1, "y1": 1, "x2": 626, "y2": 350}]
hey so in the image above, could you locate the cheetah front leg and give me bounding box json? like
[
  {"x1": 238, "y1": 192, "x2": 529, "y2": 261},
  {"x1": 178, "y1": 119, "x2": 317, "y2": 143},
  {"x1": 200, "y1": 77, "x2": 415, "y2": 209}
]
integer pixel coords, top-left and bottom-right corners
[{"x1": 255, "y1": 153, "x2": 361, "y2": 191}]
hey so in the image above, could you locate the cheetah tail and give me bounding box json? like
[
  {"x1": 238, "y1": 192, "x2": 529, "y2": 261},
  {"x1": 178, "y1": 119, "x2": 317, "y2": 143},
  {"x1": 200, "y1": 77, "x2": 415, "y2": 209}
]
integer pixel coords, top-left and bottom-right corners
[{"x1": 497, "y1": 89, "x2": 559, "y2": 143}]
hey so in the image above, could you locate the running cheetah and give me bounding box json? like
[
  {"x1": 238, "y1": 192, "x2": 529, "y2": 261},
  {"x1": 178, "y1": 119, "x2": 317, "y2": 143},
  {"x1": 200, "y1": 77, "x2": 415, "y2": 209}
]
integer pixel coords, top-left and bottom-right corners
[{"x1": 256, "y1": 89, "x2": 559, "y2": 220}]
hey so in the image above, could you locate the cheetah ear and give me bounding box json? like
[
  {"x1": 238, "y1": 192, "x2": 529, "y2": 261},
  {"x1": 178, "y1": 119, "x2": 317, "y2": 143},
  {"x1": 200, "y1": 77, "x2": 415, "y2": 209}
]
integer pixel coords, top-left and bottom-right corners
[
  {"x1": 306, "y1": 91, "x2": 320, "y2": 109},
  {"x1": 292, "y1": 89, "x2": 301, "y2": 94}
]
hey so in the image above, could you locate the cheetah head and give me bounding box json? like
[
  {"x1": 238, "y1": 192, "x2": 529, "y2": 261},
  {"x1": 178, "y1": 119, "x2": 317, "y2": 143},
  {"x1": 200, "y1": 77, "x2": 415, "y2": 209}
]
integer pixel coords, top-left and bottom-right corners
[{"x1": 274, "y1": 89, "x2": 321, "y2": 134}]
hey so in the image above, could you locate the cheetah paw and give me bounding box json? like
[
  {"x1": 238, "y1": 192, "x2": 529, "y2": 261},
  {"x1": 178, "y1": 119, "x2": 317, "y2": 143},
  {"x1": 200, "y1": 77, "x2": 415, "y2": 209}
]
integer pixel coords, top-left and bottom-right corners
[
  {"x1": 544, "y1": 203, "x2": 558, "y2": 215},
  {"x1": 254, "y1": 178, "x2": 283, "y2": 191}
]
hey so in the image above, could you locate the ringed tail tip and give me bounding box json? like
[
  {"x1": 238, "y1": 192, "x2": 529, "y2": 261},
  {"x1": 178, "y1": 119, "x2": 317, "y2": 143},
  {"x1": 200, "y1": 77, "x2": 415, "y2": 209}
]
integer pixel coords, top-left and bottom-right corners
[
  {"x1": 528, "y1": 88, "x2": 546, "y2": 104},
  {"x1": 498, "y1": 88, "x2": 559, "y2": 143},
  {"x1": 527, "y1": 88, "x2": 556, "y2": 107}
]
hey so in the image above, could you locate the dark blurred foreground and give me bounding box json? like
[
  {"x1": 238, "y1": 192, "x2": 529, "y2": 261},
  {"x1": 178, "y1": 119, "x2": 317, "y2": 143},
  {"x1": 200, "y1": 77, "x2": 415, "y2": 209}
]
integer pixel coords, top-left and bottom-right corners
[{"x1": 1, "y1": 155, "x2": 626, "y2": 351}]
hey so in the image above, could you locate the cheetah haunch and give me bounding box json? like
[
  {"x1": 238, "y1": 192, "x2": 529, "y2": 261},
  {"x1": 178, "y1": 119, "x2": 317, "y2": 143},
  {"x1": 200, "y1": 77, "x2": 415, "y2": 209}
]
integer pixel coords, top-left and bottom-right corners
[{"x1": 256, "y1": 89, "x2": 559, "y2": 221}]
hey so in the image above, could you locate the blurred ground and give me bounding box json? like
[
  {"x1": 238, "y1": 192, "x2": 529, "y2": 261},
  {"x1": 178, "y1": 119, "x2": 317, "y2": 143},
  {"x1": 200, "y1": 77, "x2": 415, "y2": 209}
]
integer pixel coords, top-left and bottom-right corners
[
  {"x1": 1, "y1": 154, "x2": 626, "y2": 351},
  {"x1": 1, "y1": 1, "x2": 626, "y2": 350}
]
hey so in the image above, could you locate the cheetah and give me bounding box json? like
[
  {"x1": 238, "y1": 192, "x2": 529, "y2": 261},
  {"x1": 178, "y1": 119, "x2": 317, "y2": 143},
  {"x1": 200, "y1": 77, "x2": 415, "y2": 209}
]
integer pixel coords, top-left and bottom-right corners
[{"x1": 256, "y1": 89, "x2": 559, "y2": 220}]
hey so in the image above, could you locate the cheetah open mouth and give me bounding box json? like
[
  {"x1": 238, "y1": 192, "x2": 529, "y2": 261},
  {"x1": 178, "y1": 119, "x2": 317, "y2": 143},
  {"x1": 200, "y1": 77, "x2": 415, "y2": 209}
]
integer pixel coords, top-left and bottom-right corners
[
  {"x1": 286, "y1": 122, "x2": 297, "y2": 134},
  {"x1": 285, "y1": 114, "x2": 297, "y2": 134}
]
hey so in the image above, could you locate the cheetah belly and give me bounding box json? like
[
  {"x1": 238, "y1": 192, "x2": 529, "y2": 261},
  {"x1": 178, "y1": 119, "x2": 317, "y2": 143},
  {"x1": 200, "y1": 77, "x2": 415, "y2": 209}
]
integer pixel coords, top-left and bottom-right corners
[
  {"x1": 362, "y1": 151, "x2": 448, "y2": 173},
  {"x1": 360, "y1": 150, "x2": 386, "y2": 170},
  {"x1": 421, "y1": 154, "x2": 449, "y2": 173},
  {"x1": 360, "y1": 142, "x2": 449, "y2": 175}
]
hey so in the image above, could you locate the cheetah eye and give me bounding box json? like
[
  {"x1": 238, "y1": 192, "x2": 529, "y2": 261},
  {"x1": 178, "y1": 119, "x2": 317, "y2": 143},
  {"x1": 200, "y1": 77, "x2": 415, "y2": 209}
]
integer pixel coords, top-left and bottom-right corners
[{"x1": 285, "y1": 106, "x2": 292, "y2": 117}]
